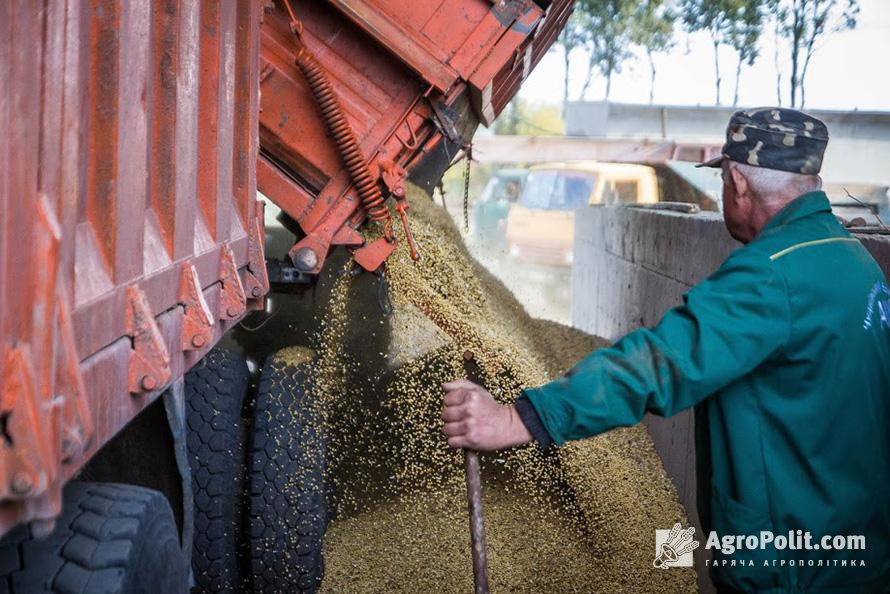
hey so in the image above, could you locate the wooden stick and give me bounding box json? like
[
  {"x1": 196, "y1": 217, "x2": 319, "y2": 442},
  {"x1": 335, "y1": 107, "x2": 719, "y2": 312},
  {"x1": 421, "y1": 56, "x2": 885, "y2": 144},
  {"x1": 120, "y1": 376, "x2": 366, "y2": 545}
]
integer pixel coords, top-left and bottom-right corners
[
  {"x1": 463, "y1": 448, "x2": 490, "y2": 594},
  {"x1": 461, "y1": 351, "x2": 490, "y2": 594}
]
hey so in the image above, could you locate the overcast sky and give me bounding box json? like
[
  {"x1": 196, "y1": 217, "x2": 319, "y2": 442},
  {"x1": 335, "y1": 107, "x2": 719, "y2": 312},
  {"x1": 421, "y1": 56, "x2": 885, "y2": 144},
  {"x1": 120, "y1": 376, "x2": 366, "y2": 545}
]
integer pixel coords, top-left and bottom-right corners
[{"x1": 519, "y1": 0, "x2": 890, "y2": 111}]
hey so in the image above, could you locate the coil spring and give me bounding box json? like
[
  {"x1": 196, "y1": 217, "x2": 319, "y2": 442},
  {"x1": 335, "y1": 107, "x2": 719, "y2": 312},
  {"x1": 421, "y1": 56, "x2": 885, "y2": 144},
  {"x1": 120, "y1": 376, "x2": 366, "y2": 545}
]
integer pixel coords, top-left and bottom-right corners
[{"x1": 294, "y1": 47, "x2": 394, "y2": 241}]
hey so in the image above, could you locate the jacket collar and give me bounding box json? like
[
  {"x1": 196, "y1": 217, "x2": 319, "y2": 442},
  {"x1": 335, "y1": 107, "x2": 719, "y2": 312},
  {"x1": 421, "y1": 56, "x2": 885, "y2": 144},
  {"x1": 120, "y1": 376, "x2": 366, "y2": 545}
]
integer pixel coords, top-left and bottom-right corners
[{"x1": 761, "y1": 191, "x2": 832, "y2": 233}]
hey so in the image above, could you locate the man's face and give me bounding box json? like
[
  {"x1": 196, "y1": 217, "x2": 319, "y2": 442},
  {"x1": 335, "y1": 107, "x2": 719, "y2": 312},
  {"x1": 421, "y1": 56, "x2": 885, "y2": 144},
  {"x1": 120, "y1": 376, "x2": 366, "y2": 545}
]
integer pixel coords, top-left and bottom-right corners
[{"x1": 721, "y1": 162, "x2": 752, "y2": 243}]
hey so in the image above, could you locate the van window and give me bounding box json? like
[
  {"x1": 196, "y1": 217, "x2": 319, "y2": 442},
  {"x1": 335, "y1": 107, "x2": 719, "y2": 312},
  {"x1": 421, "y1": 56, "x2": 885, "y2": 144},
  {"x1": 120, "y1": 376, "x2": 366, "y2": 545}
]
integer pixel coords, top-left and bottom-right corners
[
  {"x1": 520, "y1": 171, "x2": 596, "y2": 210},
  {"x1": 602, "y1": 179, "x2": 640, "y2": 205},
  {"x1": 479, "y1": 176, "x2": 524, "y2": 204},
  {"x1": 615, "y1": 180, "x2": 639, "y2": 203}
]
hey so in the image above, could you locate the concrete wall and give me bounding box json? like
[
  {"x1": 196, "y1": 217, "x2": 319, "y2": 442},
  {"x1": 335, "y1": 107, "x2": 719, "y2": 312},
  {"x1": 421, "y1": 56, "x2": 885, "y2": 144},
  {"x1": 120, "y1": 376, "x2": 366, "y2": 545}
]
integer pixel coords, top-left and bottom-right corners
[
  {"x1": 573, "y1": 204, "x2": 890, "y2": 337},
  {"x1": 572, "y1": 207, "x2": 737, "y2": 340},
  {"x1": 571, "y1": 205, "x2": 890, "y2": 592}
]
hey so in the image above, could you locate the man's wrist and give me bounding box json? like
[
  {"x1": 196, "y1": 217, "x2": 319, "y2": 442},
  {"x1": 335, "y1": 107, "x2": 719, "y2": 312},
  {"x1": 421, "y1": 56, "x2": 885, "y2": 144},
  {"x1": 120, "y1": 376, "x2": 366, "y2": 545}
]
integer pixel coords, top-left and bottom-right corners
[
  {"x1": 512, "y1": 396, "x2": 554, "y2": 449},
  {"x1": 507, "y1": 405, "x2": 533, "y2": 447}
]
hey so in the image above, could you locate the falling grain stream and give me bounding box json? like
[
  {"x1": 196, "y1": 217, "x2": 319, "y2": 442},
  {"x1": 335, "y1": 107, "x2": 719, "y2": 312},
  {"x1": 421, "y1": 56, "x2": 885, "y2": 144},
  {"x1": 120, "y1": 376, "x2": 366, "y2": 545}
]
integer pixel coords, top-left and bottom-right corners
[{"x1": 293, "y1": 185, "x2": 697, "y2": 593}]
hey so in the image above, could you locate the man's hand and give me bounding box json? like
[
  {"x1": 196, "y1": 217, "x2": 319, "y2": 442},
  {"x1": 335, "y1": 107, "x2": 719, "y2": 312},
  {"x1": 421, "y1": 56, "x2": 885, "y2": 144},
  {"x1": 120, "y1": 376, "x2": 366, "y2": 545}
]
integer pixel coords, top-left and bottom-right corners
[{"x1": 441, "y1": 379, "x2": 532, "y2": 451}]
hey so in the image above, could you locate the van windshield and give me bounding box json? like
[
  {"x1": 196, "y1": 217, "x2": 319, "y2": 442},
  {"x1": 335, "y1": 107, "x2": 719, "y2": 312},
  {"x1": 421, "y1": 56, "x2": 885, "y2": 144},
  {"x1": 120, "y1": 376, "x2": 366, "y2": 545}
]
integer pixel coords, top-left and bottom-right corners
[{"x1": 519, "y1": 171, "x2": 596, "y2": 210}]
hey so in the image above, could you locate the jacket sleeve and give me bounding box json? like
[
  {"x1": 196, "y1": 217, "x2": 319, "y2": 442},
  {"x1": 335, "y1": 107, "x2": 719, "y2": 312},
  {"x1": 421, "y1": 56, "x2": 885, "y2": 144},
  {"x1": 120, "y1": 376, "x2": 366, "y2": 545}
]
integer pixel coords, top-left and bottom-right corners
[{"x1": 522, "y1": 249, "x2": 790, "y2": 446}]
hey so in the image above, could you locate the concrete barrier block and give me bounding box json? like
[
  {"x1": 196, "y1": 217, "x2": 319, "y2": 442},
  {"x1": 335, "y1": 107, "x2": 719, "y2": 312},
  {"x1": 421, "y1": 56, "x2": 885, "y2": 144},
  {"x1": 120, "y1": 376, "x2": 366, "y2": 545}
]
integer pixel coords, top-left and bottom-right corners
[{"x1": 574, "y1": 206, "x2": 738, "y2": 338}]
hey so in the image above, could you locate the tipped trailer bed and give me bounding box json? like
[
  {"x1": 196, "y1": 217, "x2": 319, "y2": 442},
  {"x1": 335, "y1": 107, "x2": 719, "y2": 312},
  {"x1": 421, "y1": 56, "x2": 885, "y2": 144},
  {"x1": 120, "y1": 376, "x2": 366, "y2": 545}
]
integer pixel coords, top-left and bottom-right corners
[{"x1": 0, "y1": 0, "x2": 571, "y2": 589}]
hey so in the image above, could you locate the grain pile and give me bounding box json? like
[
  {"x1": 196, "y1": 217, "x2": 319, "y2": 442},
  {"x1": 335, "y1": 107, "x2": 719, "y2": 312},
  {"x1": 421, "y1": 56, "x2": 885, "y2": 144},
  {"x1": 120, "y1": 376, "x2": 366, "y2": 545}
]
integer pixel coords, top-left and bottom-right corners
[{"x1": 306, "y1": 185, "x2": 696, "y2": 593}]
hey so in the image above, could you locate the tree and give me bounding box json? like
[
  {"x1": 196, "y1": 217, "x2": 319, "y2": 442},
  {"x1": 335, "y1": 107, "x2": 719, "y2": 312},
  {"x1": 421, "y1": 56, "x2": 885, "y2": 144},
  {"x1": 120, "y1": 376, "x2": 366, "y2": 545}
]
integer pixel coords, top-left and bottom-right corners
[
  {"x1": 772, "y1": 10, "x2": 785, "y2": 105},
  {"x1": 630, "y1": 0, "x2": 676, "y2": 104},
  {"x1": 556, "y1": 11, "x2": 592, "y2": 114},
  {"x1": 580, "y1": 0, "x2": 638, "y2": 100},
  {"x1": 727, "y1": 1, "x2": 769, "y2": 106},
  {"x1": 680, "y1": 0, "x2": 738, "y2": 105},
  {"x1": 776, "y1": 0, "x2": 859, "y2": 107}
]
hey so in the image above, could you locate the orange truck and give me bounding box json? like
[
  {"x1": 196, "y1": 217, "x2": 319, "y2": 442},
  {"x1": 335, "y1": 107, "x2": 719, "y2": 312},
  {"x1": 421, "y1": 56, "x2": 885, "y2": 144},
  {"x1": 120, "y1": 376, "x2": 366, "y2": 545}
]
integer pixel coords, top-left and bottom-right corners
[{"x1": 0, "y1": 1, "x2": 571, "y2": 592}]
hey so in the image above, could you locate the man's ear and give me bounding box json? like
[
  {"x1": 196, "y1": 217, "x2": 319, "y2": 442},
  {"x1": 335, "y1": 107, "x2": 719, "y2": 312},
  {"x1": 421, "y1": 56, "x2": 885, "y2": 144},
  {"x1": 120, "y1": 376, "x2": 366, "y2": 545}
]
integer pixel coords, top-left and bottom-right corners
[{"x1": 728, "y1": 164, "x2": 750, "y2": 200}]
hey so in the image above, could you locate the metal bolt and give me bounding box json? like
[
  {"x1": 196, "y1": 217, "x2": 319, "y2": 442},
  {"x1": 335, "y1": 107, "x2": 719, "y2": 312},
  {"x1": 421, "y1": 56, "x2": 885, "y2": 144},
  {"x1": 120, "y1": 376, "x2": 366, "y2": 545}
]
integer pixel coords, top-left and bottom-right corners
[
  {"x1": 293, "y1": 247, "x2": 319, "y2": 272},
  {"x1": 61, "y1": 424, "x2": 83, "y2": 463},
  {"x1": 61, "y1": 438, "x2": 77, "y2": 461},
  {"x1": 191, "y1": 334, "x2": 206, "y2": 348},
  {"x1": 10, "y1": 473, "x2": 33, "y2": 496},
  {"x1": 227, "y1": 305, "x2": 239, "y2": 318},
  {"x1": 141, "y1": 374, "x2": 158, "y2": 391},
  {"x1": 251, "y1": 286, "x2": 261, "y2": 297}
]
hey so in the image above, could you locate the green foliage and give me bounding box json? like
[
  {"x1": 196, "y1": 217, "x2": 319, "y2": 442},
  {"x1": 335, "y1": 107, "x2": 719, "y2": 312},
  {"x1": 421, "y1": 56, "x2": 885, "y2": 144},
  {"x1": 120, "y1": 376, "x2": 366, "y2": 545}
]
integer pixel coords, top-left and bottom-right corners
[
  {"x1": 680, "y1": 0, "x2": 732, "y2": 38},
  {"x1": 680, "y1": 0, "x2": 771, "y2": 105},
  {"x1": 729, "y1": 1, "x2": 768, "y2": 66},
  {"x1": 549, "y1": 0, "x2": 858, "y2": 110},
  {"x1": 631, "y1": 1, "x2": 676, "y2": 54},
  {"x1": 555, "y1": 0, "x2": 679, "y2": 103},
  {"x1": 729, "y1": 1, "x2": 771, "y2": 105},
  {"x1": 630, "y1": 0, "x2": 677, "y2": 103},
  {"x1": 557, "y1": 11, "x2": 592, "y2": 58},
  {"x1": 580, "y1": 0, "x2": 639, "y2": 99},
  {"x1": 774, "y1": 0, "x2": 859, "y2": 107},
  {"x1": 556, "y1": 11, "x2": 595, "y2": 108}
]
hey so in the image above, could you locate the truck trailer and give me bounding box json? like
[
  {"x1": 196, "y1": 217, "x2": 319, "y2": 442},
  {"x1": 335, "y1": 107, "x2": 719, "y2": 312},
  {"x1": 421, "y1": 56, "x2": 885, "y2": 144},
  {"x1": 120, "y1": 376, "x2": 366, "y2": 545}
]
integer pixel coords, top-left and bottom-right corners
[{"x1": 0, "y1": 0, "x2": 571, "y2": 591}]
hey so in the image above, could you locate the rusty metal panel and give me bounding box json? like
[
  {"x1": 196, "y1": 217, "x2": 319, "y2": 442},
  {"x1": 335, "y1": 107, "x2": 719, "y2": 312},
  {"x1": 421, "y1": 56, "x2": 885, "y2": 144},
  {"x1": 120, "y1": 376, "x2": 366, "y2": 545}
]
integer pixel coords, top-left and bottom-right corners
[
  {"x1": 326, "y1": 0, "x2": 459, "y2": 92},
  {"x1": 258, "y1": 0, "x2": 567, "y2": 275},
  {"x1": 0, "y1": 0, "x2": 569, "y2": 536},
  {"x1": 471, "y1": 0, "x2": 574, "y2": 123},
  {"x1": 0, "y1": 0, "x2": 267, "y2": 534}
]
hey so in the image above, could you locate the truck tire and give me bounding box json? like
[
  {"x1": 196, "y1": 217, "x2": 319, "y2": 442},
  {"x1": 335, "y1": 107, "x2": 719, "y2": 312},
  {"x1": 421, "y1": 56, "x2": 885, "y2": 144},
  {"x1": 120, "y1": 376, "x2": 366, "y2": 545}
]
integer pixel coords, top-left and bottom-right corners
[
  {"x1": 247, "y1": 348, "x2": 327, "y2": 594},
  {"x1": 184, "y1": 348, "x2": 250, "y2": 594},
  {"x1": 0, "y1": 482, "x2": 187, "y2": 594}
]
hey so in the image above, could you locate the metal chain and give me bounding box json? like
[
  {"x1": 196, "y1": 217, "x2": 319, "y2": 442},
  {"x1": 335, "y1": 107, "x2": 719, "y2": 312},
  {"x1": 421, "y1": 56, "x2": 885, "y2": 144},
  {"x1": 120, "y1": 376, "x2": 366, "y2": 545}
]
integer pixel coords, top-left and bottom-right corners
[{"x1": 463, "y1": 146, "x2": 473, "y2": 233}]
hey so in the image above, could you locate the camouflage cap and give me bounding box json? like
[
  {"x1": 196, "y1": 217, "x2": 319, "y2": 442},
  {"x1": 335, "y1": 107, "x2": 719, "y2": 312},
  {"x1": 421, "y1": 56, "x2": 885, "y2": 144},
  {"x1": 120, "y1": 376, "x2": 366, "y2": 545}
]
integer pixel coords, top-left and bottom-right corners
[{"x1": 697, "y1": 107, "x2": 829, "y2": 175}]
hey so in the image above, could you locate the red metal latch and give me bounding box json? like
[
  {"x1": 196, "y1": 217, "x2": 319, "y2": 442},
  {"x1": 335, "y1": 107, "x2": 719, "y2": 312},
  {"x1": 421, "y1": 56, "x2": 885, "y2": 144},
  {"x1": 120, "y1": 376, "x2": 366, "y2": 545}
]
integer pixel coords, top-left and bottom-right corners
[
  {"x1": 125, "y1": 286, "x2": 172, "y2": 394},
  {"x1": 179, "y1": 264, "x2": 214, "y2": 351},
  {"x1": 353, "y1": 238, "x2": 399, "y2": 272},
  {"x1": 380, "y1": 161, "x2": 421, "y2": 262},
  {"x1": 1, "y1": 346, "x2": 52, "y2": 499},
  {"x1": 55, "y1": 293, "x2": 94, "y2": 464},
  {"x1": 243, "y1": 200, "x2": 270, "y2": 311},
  {"x1": 218, "y1": 244, "x2": 247, "y2": 321}
]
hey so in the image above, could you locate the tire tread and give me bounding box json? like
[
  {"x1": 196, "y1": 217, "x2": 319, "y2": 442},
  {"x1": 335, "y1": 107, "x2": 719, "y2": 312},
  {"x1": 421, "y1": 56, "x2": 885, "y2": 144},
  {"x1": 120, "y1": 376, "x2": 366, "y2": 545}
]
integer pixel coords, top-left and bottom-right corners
[
  {"x1": 247, "y1": 352, "x2": 327, "y2": 594},
  {"x1": 0, "y1": 482, "x2": 185, "y2": 594},
  {"x1": 184, "y1": 348, "x2": 250, "y2": 594}
]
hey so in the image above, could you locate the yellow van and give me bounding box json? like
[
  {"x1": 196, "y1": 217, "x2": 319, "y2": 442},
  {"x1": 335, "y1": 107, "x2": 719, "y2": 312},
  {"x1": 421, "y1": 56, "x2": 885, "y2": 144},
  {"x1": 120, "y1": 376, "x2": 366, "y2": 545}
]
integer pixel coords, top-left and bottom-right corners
[{"x1": 505, "y1": 162, "x2": 658, "y2": 267}]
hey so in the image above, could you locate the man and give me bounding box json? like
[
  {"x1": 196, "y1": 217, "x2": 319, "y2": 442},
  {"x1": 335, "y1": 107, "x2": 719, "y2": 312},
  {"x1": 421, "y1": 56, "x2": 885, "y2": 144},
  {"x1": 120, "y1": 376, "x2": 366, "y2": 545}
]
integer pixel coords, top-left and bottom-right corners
[{"x1": 442, "y1": 108, "x2": 890, "y2": 593}]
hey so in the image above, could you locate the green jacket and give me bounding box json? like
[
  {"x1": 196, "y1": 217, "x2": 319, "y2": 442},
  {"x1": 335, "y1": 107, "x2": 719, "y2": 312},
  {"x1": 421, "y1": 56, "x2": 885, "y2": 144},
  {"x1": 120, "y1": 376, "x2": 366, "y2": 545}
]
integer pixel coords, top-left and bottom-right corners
[{"x1": 523, "y1": 192, "x2": 890, "y2": 592}]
